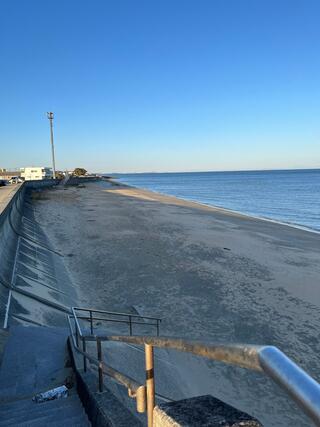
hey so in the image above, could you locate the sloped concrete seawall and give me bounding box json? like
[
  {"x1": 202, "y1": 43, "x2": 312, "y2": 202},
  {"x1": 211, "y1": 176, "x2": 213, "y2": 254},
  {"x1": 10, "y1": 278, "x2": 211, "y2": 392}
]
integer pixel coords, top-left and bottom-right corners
[
  {"x1": 0, "y1": 184, "x2": 27, "y2": 322},
  {"x1": 0, "y1": 187, "x2": 22, "y2": 288},
  {"x1": 0, "y1": 180, "x2": 77, "y2": 327}
]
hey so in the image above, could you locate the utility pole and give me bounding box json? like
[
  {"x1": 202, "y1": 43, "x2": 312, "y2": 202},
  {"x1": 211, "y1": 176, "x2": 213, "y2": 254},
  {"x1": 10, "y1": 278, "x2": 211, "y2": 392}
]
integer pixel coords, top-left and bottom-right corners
[{"x1": 47, "y1": 112, "x2": 56, "y2": 179}]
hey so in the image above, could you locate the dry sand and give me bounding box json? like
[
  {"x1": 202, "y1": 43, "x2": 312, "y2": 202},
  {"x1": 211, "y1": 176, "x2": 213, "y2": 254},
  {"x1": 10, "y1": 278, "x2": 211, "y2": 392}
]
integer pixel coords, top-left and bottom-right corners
[{"x1": 35, "y1": 180, "x2": 320, "y2": 426}]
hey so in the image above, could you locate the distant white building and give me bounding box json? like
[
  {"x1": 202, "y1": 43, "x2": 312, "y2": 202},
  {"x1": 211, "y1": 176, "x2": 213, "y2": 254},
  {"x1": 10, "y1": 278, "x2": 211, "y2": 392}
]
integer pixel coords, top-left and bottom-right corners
[{"x1": 20, "y1": 167, "x2": 53, "y2": 181}]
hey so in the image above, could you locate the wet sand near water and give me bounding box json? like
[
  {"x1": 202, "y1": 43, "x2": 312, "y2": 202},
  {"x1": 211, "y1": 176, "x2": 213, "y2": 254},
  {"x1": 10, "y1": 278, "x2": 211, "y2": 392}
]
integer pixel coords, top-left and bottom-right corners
[{"x1": 35, "y1": 181, "x2": 320, "y2": 426}]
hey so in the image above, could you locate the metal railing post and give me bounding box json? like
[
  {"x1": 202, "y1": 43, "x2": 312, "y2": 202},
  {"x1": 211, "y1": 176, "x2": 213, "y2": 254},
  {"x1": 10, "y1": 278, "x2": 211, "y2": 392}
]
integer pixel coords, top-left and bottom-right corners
[
  {"x1": 90, "y1": 310, "x2": 93, "y2": 335},
  {"x1": 82, "y1": 338, "x2": 87, "y2": 372},
  {"x1": 145, "y1": 344, "x2": 155, "y2": 427},
  {"x1": 67, "y1": 310, "x2": 320, "y2": 426},
  {"x1": 74, "y1": 317, "x2": 79, "y2": 347},
  {"x1": 129, "y1": 315, "x2": 132, "y2": 336},
  {"x1": 97, "y1": 338, "x2": 103, "y2": 392},
  {"x1": 3, "y1": 290, "x2": 12, "y2": 329}
]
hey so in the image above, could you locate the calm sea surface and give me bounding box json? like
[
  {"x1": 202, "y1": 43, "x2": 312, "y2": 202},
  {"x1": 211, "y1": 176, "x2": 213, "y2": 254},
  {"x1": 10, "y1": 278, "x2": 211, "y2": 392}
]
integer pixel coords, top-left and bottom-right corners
[{"x1": 115, "y1": 169, "x2": 320, "y2": 232}]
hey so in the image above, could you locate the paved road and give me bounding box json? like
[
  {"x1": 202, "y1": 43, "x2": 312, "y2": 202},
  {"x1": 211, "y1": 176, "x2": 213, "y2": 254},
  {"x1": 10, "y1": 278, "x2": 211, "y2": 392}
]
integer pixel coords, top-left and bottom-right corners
[{"x1": 0, "y1": 184, "x2": 21, "y2": 215}]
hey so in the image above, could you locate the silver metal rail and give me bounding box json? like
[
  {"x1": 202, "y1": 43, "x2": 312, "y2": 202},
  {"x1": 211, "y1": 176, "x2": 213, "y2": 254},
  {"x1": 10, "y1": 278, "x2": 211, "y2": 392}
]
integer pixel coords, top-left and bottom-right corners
[
  {"x1": 69, "y1": 308, "x2": 320, "y2": 427},
  {"x1": 94, "y1": 335, "x2": 320, "y2": 427},
  {"x1": 3, "y1": 290, "x2": 12, "y2": 329},
  {"x1": 72, "y1": 306, "x2": 162, "y2": 336}
]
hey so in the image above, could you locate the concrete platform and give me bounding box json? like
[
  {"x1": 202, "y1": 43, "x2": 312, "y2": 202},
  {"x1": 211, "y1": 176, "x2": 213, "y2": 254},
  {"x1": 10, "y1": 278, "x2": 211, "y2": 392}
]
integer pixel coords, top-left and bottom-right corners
[{"x1": 154, "y1": 395, "x2": 262, "y2": 426}]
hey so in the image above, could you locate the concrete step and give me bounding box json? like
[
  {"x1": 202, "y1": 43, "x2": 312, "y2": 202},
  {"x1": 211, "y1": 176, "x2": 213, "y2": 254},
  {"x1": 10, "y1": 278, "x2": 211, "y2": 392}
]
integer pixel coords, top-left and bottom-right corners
[
  {"x1": 0, "y1": 394, "x2": 80, "y2": 414},
  {"x1": 56, "y1": 416, "x2": 90, "y2": 427},
  {"x1": 0, "y1": 401, "x2": 84, "y2": 425},
  {"x1": 0, "y1": 397, "x2": 83, "y2": 421},
  {"x1": 0, "y1": 411, "x2": 84, "y2": 426},
  {"x1": 51, "y1": 414, "x2": 91, "y2": 426},
  {"x1": 3, "y1": 412, "x2": 90, "y2": 427},
  {"x1": 0, "y1": 393, "x2": 91, "y2": 426}
]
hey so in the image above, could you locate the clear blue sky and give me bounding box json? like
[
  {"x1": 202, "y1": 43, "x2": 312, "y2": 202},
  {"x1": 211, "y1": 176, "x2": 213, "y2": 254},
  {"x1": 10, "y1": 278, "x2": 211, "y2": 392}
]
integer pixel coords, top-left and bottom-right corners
[{"x1": 1, "y1": 0, "x2": 319, "y2": 173}]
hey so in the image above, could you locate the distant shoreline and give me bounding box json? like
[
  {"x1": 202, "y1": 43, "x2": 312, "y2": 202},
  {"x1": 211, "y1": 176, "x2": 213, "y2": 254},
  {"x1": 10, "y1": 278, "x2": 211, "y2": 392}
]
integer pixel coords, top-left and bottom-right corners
[{"x1": 106, "y1": 167, "x2": 320, "y2": 175}]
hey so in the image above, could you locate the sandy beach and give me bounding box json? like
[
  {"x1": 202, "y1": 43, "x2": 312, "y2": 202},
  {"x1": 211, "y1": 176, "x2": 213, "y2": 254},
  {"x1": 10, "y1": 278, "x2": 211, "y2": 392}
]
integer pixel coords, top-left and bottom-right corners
[{"x1": 34, "y1": 180, "x2": 320, "y2": 426}]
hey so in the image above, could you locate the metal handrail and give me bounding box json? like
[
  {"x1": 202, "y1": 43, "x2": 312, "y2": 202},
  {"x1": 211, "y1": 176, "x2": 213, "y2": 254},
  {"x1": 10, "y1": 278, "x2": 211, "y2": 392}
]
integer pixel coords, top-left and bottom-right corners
[
  {"x1": 69, "y1": 308, "x2": 320, "y2": 426},
  {"x1": 67, "y1": 315, "x2": 146, "y2": 413},
  {"x1": 3, "y1": 291, "x2": 12, "y2": 329},
  {"x1": 82, "y1": 334, "x2": 320, "y2": 427},
  {"x1": 77, "y1": 315, "x2": 160, "y2": 328},
  {"x1": 72, "y1": 307, "x2": 83, "y2": 337},
  {"x1": 72, "y1": 306, "x2": 161, "y2": 336},
  {"x1": 81, "y1": 335, "x2": 262, "y2": 370},
  {"x1": 73, "y1": 306, "x2": 162, "y2": 321}
]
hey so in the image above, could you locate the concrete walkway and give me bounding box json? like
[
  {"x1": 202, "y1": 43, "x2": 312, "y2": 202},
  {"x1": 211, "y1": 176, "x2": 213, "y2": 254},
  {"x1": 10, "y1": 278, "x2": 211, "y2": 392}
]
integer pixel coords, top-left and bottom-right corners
[{"x1": 0, "y1": 184, "x2": 21, "y2": 215}]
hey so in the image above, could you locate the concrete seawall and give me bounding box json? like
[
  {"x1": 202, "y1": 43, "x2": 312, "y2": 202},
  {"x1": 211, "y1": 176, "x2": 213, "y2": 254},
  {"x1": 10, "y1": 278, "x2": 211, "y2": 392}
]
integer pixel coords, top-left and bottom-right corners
[
  {"x1": 0, "y1": 184, "x2": 26, "y2": 322},
  {"x1": 0, "y1": 180, "x2": 77, "y2": 327}
]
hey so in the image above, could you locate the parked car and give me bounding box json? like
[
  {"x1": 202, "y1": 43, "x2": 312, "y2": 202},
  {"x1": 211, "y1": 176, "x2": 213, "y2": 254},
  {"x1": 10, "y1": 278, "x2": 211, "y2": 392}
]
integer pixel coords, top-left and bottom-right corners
[
  {"x1": 0, "y1": 179, "x2": 6, "y2": 187},
  {"x1": 8, "y1": 176, "x2": 23, "y2": 184}
]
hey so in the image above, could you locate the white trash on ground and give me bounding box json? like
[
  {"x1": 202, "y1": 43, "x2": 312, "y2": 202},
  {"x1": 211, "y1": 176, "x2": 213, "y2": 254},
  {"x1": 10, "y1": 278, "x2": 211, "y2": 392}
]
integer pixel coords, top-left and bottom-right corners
[{"x1": 33, "y1": 385, "x2": 68, "y2": 403}]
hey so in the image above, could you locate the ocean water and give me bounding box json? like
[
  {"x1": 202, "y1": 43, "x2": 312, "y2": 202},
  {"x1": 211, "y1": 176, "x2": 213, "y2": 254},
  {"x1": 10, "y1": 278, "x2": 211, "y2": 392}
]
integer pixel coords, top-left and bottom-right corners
[{"x1": 115, "y1": 169, "x2": 320, "y2": 232}]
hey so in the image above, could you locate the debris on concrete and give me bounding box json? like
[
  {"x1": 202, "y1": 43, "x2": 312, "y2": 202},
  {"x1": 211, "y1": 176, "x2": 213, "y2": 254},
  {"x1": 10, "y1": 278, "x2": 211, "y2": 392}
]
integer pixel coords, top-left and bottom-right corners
[{"x1": 33, "y1": 385, "x2": 68, "y2": 403}]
